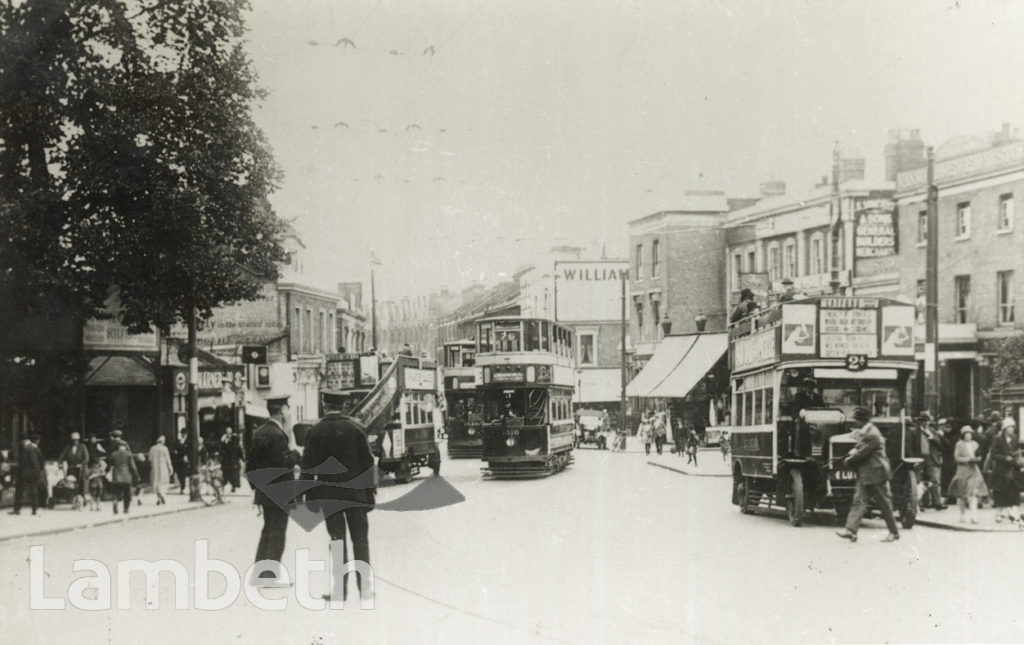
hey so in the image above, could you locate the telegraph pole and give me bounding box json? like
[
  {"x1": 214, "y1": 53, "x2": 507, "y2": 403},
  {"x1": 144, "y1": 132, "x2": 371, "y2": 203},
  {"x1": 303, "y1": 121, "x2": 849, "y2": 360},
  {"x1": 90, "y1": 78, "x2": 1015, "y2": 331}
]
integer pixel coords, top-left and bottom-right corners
[
  {"x1": 187, "y1": 302, "x2": 201, "y2": 502},
  {"x1": 370, "y1": 267, "x2": 377, "y2": 349},
  {"x1": 620, "y1": 270, "x2": 627, "y2": 435},
  {"x1": 925, "y1": 146, "x2": 940, "y2": 416},
  {"x1": 829, "y1": 142, "x2": 843, "y2": 294}
]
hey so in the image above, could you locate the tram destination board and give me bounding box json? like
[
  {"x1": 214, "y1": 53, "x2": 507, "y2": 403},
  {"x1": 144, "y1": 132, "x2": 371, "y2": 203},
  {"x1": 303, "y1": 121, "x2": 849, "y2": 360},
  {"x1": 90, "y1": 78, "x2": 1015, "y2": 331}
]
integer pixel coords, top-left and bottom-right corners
[{"x1": 819, "y1": 302, "x2": 878, "y2": 359}]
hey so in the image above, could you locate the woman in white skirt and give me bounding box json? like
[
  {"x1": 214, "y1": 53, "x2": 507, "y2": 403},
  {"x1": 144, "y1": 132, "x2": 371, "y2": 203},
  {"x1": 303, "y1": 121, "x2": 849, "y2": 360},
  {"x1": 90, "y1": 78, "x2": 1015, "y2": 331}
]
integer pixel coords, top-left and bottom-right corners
[{"x1": 948, "y1": 426, "x2": 989, "y2": 524}]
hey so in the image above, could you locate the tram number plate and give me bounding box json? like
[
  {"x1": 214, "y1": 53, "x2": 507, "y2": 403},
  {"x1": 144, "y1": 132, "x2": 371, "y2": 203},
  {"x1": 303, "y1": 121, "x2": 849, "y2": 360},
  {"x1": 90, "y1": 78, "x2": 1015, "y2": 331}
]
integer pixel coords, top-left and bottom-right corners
[
  {"x1": 845, "y1": 354, "x2": 869, "y2": 371},
  {"x1": 833, "y1": 470, "x2": 856, "y2": 481},
  {"x1": 503, "y1": 428, "x2": 519, "y2": 437}
]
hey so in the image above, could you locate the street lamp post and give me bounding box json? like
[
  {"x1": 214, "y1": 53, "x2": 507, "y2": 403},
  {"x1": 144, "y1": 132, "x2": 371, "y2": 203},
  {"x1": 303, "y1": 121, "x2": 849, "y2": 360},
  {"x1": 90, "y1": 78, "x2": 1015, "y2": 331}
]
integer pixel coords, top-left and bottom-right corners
[
  {"x1": 925, "y1": 146, "x2": 940, "y2": 416},
  {"x1": 694, "y1": 310, "x2": 707, "y2": 332}
]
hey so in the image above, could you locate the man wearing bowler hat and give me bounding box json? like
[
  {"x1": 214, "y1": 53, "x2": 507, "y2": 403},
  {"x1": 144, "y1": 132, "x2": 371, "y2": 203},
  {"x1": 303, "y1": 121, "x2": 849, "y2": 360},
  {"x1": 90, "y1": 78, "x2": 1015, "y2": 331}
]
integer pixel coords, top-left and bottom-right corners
[
  {"x1": 246, "y1": 394, "x2": 297, "y2": 585},
  {"x1": 302, "y1": 391, "x2": 376, "y2": 601},
  {"x1": 836, "y1": 407, "x2": 900, "y2": 543}
]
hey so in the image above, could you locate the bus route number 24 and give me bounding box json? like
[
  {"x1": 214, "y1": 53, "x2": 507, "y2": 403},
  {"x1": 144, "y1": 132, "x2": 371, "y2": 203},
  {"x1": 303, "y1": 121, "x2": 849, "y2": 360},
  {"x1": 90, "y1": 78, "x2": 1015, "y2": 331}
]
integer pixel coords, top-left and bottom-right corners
[{"x1": 845, "y1": 354, "x2": 869, "y2": 371}]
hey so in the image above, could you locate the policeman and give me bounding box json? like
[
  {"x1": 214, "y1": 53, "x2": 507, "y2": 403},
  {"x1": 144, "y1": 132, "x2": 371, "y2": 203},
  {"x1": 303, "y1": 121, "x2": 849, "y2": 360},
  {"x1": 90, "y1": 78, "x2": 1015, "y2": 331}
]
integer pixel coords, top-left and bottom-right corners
[
  {"x1": 246, "y1": 394, "x2": 297, "y2": 585},
  {"x1": 301, "y1": 391, "x2": 376, "y2": 601}
]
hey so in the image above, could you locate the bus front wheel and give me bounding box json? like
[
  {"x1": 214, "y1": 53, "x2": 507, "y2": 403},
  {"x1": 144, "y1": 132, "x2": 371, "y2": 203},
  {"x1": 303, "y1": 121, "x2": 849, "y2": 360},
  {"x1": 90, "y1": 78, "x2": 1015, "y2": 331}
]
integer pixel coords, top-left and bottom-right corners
[
  {"x1": 786, "y1": 470, "x2": 805, "y2": 527},
  {"x1": 736, "y1": 476, "x2": 754, "y2": 515}
]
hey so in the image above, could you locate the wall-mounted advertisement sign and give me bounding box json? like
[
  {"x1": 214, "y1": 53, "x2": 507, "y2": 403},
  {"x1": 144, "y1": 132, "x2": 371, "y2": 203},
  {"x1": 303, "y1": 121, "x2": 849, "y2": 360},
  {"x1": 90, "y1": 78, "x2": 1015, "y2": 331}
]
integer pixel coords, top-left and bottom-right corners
[
  {"x1": 83, "y1": 319, "x2": 159, "y2": 353},
  {"x1": 854, "y1": 199, "x2": 897, "y2": 259}
]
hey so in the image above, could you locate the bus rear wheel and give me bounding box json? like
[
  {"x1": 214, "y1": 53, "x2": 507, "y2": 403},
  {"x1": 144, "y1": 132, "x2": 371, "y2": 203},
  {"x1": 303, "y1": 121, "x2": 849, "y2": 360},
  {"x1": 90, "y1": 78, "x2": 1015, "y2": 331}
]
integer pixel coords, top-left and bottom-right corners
[
  {"x1": 786, "y1": 470, "x2": 805, "y2": 527},
  {"x1": 736, "y1": 476, "x2": 754, "y2": 515}
]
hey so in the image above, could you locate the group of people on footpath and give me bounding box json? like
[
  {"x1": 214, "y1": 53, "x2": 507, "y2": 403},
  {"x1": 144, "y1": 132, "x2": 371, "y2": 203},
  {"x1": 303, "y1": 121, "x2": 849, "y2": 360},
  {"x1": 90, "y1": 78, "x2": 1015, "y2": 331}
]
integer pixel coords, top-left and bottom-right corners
[
  {"x1": 5, "y1": 421, "x2": 247, "y2": 517},
  {"x1": 837, "y1": 405, "x2": 1022, "y2": 544},
  {"x1": 637, "y1": 411, "x2": 668, "y2": 455},
  {"x1": 917, "y1": 407, "x2": 1023, "y2": 526}
]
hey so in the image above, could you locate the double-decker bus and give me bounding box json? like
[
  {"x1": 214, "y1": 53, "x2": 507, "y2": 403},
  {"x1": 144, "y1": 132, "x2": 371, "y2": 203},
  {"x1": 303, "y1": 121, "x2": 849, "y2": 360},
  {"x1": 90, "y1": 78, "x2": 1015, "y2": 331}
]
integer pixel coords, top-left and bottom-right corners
[
  {"x1": 728, "y1": 295, "x2": 922, "y2": 527},
  {"x1": 475, "y1": 316, "x2": 576, "y2": 478},
  {"x1": 441, "y1": 339, "x2": 483, "y2": 458}
]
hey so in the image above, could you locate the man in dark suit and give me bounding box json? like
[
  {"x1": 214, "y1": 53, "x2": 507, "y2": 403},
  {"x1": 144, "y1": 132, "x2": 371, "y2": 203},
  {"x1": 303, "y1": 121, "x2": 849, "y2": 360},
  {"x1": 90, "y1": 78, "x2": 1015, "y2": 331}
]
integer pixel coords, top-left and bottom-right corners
[
  {"x1": 246, "y1": 395, "x2": 296, "y2": 585},
  {"x1": 11, "y1": 437, "x2": 44, "y2": 515},
  {"x1": 301, "y1": 392, "x2": 376, "y2": 601},
  {"x1": 108, "y1": 440, "x2": 140, "y2": 514},
  {"x1": 792, "y1": 377, "x2": 825, "y2": 419},
  {"x1": 836, "y1": 407, "x2": 900, "y2": 543}
]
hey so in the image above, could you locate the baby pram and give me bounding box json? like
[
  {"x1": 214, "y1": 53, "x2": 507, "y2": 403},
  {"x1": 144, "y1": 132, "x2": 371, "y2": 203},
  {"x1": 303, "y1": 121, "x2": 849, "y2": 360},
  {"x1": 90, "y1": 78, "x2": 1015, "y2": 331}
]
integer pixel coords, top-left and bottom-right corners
[{"x1": 48, "y1": 466, "x2": 85, "y2": 510}]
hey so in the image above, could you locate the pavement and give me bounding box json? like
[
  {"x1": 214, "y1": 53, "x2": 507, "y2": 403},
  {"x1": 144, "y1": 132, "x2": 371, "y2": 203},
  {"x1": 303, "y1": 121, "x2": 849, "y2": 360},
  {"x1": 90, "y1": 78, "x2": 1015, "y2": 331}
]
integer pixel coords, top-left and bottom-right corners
[
  {"x1": 914, "y1": 500, "x2": 1024, "y2": 532},
  {"x1": 0, "y1": 487, "x2": 251, "y2": 543}
]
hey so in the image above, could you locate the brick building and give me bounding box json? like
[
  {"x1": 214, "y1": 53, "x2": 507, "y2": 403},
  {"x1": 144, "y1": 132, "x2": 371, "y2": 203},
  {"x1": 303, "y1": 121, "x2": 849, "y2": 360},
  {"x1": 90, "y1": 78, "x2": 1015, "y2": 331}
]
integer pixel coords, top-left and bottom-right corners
[
  {"x1": 625, "y1": 193, "x2": 732, "y2": 440},
  {"x1": 895, "y1": 125, "x2": 1024, "y2": 420}
]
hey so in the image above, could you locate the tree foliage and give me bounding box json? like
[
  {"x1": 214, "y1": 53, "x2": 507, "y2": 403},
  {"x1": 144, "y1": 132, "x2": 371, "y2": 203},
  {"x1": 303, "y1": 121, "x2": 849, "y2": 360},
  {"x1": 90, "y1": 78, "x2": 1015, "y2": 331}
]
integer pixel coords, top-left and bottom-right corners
[
  {"x1": 0, "y1": 0, "x2": 286, "y2": 341},
  {"x1": 991, "y1": 335, "x2": 1024, "y2": 391}
]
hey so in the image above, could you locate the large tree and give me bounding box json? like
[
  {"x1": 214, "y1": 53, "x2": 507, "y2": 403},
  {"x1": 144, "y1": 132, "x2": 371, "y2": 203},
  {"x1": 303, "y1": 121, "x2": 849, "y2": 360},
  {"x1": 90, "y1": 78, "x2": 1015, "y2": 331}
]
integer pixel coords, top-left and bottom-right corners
[
  {"x1": 0, "y1": 0, "x2": 285, "y2": 338},
  {"x1": 0, "y1": 0, "x2": 287, "y2": 444}
]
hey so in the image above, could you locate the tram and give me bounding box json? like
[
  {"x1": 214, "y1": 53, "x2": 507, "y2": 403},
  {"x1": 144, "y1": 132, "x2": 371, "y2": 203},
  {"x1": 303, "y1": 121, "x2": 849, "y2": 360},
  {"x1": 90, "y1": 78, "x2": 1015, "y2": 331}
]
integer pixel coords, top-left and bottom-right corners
[
  {"x1": 727, "y1": 295, "x2": 922, "y2": 527},
  {"x1": 475, "y1": 316, "x2": 576, "y2": 478},
  {"x1": 441, "y1": 339, "x2": 483, "y2": 458}
]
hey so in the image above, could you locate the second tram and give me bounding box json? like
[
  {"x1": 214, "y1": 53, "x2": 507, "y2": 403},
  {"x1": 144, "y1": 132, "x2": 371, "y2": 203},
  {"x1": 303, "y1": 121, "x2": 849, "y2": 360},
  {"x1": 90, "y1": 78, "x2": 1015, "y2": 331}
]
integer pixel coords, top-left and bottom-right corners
[
  {"x1": 728, "y1": 295, "x2": 922, "y2": 527},
  {"x1": 476, "y1": 316, "x2": 576, "y2": 478},
  {"x1": 441, "y1": 339, "x2": 483, "y2": 458}
]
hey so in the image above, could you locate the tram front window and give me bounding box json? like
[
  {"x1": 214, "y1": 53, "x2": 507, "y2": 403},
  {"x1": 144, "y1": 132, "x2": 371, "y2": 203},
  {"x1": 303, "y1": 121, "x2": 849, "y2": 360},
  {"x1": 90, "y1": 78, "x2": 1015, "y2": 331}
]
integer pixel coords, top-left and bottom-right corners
[{"x1": 481, "y1": 388, "x2": 549, "y2": 424}]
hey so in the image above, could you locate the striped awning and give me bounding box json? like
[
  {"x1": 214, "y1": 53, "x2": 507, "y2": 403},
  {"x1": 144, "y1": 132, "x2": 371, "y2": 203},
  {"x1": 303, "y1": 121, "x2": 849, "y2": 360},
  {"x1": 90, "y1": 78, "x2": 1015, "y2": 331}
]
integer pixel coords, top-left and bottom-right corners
[{"x1": 626, "y1": 333, "x2": 728, "y2": 399}]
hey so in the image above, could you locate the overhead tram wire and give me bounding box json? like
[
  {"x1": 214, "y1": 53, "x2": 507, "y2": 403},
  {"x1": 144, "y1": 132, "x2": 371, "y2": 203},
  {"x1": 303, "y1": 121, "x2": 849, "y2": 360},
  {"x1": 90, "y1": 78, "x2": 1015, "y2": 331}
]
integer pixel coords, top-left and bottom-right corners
[{"x1": 434, "y1": 0, "x2": 489, "y2": 51}]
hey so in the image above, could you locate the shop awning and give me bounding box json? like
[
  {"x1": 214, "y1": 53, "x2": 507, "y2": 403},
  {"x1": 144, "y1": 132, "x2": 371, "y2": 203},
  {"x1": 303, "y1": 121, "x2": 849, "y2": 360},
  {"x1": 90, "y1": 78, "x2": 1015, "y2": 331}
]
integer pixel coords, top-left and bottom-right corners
[{"x1": 626, "y1": 333, "x2": 728, "y2": 399}]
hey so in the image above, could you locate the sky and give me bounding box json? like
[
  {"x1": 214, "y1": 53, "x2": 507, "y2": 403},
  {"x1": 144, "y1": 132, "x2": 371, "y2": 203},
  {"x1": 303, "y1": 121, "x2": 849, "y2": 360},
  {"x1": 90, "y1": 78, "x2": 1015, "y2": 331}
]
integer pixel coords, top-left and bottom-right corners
[{"x1": 243, "y1": 0, "x2": 1024, "y2": 300}]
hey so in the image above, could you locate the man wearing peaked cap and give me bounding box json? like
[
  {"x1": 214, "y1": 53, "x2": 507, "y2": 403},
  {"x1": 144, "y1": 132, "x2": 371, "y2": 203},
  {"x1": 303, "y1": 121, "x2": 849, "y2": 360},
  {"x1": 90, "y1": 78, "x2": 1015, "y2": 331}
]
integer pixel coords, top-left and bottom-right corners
[
  {"x1": 246, "y1": 393, "x2": 298, "y2": 586},
  {"x1": 302, "y1": 391, "x2": 376, "y2": 602},
  {"x1": 836, "y1": 407, "x2": 900, "y2": 544}
]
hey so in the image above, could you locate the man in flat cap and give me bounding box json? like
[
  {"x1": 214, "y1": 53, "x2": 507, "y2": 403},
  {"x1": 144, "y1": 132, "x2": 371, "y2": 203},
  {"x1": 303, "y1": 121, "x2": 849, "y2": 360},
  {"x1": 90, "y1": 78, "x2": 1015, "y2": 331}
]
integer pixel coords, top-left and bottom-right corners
[
  {"x1": 302, "y1": 391, "x2": 376, "y2": 601},
  {"x1": 246, "y1": 394, "x2": 297, "y2": 585},
  {"x1": 836, "y1": 407, "x2": 900, "y2": 543}
]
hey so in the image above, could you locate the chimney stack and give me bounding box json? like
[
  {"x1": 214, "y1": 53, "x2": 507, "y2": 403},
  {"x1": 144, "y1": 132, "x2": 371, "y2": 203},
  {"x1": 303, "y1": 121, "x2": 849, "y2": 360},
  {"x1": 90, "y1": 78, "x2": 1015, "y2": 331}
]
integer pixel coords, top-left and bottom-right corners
[{"x1": 885, "y1": 128, "x2": 926, "y2": 181}]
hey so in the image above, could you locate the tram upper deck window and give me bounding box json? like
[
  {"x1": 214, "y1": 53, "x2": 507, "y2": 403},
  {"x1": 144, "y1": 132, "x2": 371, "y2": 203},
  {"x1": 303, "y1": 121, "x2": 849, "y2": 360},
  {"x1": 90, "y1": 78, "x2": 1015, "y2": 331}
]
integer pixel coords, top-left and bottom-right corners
[
  {"x1": 525, "y1": 320, "x2": 541, "y2": 351},
  {"x1": 754, "y1": 390, "x2": 764, "y2": 425},
  {"x1": 495, "y1": 322, "x2": 522, "y2": 352},
  {"x1": 478, "y1": 324, "x2": 493, "y2": 353},
  {"x1": 463, "y1": 350, "x2": 475, "y2": 367}
]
